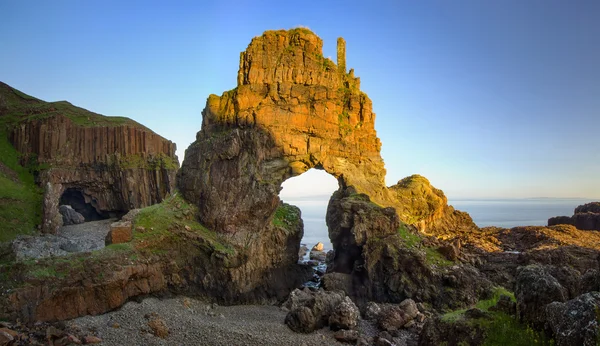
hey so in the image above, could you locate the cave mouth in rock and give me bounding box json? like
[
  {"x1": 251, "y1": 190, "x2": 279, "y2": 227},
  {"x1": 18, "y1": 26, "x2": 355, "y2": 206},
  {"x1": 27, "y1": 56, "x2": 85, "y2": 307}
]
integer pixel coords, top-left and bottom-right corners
[
  {"x1": 59, "y1": 188, "x2": 108, "y2": 222},
  {"x1": 279, "y1": 168, "x2": 339, "y2": 255}
]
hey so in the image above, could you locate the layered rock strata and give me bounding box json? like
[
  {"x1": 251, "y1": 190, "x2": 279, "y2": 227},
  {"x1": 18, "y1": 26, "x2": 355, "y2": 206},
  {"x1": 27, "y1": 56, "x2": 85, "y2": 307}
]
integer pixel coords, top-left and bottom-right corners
[{"x1": 0, "y1": 82, "x2": 178, "y2": 233}]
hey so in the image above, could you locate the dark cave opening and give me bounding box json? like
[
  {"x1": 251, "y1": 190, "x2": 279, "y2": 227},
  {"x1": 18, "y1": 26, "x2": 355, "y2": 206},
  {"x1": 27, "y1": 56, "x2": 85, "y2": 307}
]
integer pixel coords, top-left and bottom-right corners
[{"x1": 59, "y1": 188, "x2": 108, "y2": 222}]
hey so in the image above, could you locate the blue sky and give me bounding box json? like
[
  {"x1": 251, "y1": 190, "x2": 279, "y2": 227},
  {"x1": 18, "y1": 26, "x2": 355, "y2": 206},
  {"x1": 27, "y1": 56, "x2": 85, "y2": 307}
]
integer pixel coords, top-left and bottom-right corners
[{"x1": 1, "y1": 1, "x2": 598, "y2": 199}]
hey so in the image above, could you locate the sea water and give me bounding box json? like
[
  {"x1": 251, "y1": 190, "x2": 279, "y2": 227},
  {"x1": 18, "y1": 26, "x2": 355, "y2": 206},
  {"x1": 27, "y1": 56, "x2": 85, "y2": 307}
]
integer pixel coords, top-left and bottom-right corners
[{"x1": 288, "y1": 197, "x2": 598, "y2": 250}]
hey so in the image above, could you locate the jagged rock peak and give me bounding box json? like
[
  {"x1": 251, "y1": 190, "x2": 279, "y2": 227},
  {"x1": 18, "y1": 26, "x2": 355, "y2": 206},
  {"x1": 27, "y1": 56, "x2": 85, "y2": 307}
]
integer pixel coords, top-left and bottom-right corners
[{"x1": 236, "y1": 28, "x2": 357, "y2": 89}]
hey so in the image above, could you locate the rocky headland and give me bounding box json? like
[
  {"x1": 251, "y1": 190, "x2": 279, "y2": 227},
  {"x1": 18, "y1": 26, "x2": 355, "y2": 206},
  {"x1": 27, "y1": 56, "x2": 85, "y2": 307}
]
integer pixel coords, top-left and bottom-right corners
[
  {"x1": 548, "y1": 202, "x2": 600, "y2": 231},
  {"x1": 0, "y1": 28, "x2": 599, "y2": 346}
]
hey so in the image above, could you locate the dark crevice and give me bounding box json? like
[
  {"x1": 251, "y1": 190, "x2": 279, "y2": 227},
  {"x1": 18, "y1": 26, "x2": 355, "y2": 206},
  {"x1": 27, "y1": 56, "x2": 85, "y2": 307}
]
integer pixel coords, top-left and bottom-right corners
[{"x1": 59, "y1": 188, "x2": 108, "y2": 222}]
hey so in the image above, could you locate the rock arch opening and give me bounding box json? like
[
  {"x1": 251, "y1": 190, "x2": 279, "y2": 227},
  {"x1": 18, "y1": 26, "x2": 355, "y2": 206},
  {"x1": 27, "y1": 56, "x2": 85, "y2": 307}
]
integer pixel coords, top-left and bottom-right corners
[
  {"x1": 280, "y1": 168, "x2": 339, "y2": 254},
  {"x1": 59, "y1": 188, "x2": 107, "y2": 223}
]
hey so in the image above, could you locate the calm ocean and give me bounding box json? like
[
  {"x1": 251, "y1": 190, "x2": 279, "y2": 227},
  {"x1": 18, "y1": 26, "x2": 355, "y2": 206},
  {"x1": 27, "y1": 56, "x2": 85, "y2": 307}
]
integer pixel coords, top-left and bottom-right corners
[{"x1": 285, "y1": 198, "x2": 598, "y2": 251}]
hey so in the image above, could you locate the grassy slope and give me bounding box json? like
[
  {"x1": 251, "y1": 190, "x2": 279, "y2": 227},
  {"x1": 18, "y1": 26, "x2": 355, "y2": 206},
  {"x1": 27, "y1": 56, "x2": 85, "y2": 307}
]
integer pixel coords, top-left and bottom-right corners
[
  {"x1": 0, "y1": 81, "x2": 145, "y2": 128},
  {"x1": 0, "y1": 132, "x2": 42, "y2": 242}
]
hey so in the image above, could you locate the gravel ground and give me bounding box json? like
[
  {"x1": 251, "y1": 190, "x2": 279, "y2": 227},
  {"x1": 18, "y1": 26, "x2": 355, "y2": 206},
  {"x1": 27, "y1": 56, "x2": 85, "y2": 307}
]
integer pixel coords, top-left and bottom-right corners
[
  {"x1": 12, "y1": 219, "x2": 114, "y2": 260},
  {"x1": 70, "y1": 296, "x2": 348, "y2": 346}
]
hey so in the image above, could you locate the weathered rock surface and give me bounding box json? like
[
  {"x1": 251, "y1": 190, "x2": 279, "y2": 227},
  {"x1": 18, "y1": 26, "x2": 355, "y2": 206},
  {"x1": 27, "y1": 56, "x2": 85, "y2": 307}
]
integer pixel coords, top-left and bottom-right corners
[
  {"x1": 326, "y1": 186, "x2": 493, "y2": 310},
  {"x1": 514, "y1": 264, "x2": 567, "y2": 329},
  {"x1": 0, "y1": 82, "x2": 178, "y2": 233},
  {"x1": 389, "y1": 175, "x2": 478, "y2": 235},
  {"x1": 328, "y1": 296, "x2": 359, "y2": 331},
  {"x1": 548, "y1": 201, "x2": 600, "y2": 231},
  {"x1": 283, "y1": 288, "x2": 346, "y2": 333},
  {"x1": 544, "y1": 292, "x2": 600, "y2": 346}
]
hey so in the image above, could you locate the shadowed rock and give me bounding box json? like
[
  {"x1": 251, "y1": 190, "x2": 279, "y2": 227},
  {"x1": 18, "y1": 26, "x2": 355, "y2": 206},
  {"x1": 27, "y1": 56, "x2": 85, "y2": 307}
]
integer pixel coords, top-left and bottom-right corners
[{"x1": 548, "y1": 201, "x2": 600, "y2": 231}]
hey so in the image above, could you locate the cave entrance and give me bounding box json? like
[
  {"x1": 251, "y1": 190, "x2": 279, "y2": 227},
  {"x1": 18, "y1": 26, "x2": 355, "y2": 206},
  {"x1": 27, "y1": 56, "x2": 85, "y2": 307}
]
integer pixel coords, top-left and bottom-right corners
[
  {"x1": 279, "y1": 168, "x2": 339, "y2": 258},
  {"x1": 59, "y1": 188, "x2": 108, "y2": 222}
]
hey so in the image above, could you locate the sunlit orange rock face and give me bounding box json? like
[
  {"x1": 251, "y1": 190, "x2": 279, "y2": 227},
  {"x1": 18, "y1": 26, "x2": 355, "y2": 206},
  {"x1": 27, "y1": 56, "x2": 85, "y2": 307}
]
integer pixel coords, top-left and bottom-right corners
[{"x1": 179, "y1": 28, "x2": 393, "y2": 235}]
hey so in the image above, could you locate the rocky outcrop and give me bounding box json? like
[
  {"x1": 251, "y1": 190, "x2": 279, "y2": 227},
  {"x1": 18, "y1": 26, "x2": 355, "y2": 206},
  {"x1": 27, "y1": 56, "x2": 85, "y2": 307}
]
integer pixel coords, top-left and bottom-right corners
[
  {"x1": 177, "y1": 28, "x2": 475, "y2": 237},
  {"x1": 548, "y1": 202, "x2": 600, "y2": 231},
  {"x1": 545, "y1": 292, "x2": 600, "y2": 346},
  {"x1": 389, "y1": 175, "x2": 478, "y2": 235},
  {"x1": 326, "y1": 187, "x2": 492, "y2": 310},
  {"x1": 0, "y1": 82, "x2": 178, "y2": 233},
  {"x1": 514, "y1": 265, "x2": 568, "y2": 329}
]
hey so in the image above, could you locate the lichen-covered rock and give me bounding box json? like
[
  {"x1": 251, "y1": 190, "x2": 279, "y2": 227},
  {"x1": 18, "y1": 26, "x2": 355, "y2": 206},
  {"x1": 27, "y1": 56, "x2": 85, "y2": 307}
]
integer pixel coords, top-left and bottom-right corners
[
  {"x1": 515, "y1": 265, "x2": 568, "y2": 329},
  {"x1": 329, "y1": 296, "x2": 359, "y2": 331},
  {"x1": 580, "y1": 269, "x2": 600, "y2": 293},
  {"x1": 544, "y1": 292, "x2": 600, "y2": 346}
]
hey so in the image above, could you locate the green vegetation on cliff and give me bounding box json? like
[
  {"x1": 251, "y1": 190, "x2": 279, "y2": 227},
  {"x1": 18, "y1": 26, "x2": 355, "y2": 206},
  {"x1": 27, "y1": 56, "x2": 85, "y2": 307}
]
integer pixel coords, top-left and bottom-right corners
[
  {"x1": 134, "y1": 192, "x2": 234, "y2": 255},
  {"x1": 272, "y1": 202, "x2": 301, "y2": 229},
  {"x1": 0, "y1": 132, "x2": 42, "y2": 242},
  {"x1": 0, "y1": 82, "x2": 143, "y2": 128},
  {"x1": 397, "y1": 224, "x2": 453, "y2": 267}
]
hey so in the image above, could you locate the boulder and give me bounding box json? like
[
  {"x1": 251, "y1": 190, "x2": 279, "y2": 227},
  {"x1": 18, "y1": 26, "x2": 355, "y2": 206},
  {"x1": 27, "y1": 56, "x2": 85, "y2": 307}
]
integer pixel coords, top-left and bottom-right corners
[
  {"x1": 105, "y1": 221, "x2": 133, "y2": 245},
  {"x1": 283, "y1": 288, "x2": 347, "y2": 333},
  {"x1": 329, "y1": 296, "x2": 360, "y2": 331},
  {"x1": 515, "y1": 265, "x2": 567, "y2": 329},
  {"x1": 580, "y1": 269, "x2": 600, "y2": 293},
  {"x1": 285, "y1": 307, "x2": 316, "y2": 334},
  {"x1": 438, "y1": 239, "x2": 461, "y2": 261},
  {"x1": 545, "y1": 292, "x2": 600, "y2": 346},
  {"x1": 58, "y1": 205, "x2": 85, "y2": 225},
  {"x1": 310, "y1": 250, "x2": 327, "y2": 262},
  {"x1": 312, "y1": 242, "x2": 324, "y2": 252},
  {"x1": 378, "y1": 299, "x2": 419, "y2": 332},
  {"x1": 365, "y1": 302, "x2": 382, "y2": 320}
]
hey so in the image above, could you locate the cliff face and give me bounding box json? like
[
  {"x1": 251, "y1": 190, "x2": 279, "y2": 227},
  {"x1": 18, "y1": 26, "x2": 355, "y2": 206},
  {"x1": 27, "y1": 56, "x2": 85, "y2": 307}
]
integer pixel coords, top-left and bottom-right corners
[
  {"x1": 548, "y1": 202, "x2": 600, "y2": 231},
  {"x1": 0, "y1": 82, "x2": 178, "y2": 233}
]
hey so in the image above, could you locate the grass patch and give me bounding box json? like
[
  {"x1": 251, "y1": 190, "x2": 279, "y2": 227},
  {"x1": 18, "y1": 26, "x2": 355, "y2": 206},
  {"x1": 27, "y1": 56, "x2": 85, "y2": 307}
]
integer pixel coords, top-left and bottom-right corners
[
  {"x1": 105, "y1": 243, "x2": 133, "y2": 252},
  {"x1": 397, "y1": 224, "x2": 453, "y2": 267},
  {"x1": 133, "y1": 192, "x2": 234, "y2": 255},
  {"x1": 272, "y1": 202, "x2": 301, "y2": 228},
  {"x1": 0, "y1": 83, "x2": 141, "y2": 128},
  {"x1": 29, "y1": 267, "x2": 65, "y2": 279}
]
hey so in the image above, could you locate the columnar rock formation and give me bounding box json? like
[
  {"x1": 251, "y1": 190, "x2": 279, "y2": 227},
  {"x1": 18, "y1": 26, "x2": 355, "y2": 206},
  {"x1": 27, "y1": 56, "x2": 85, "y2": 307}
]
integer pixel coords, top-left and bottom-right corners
[{"x1": 0, "y1": 82, "x2": 178, "y2": 233}]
